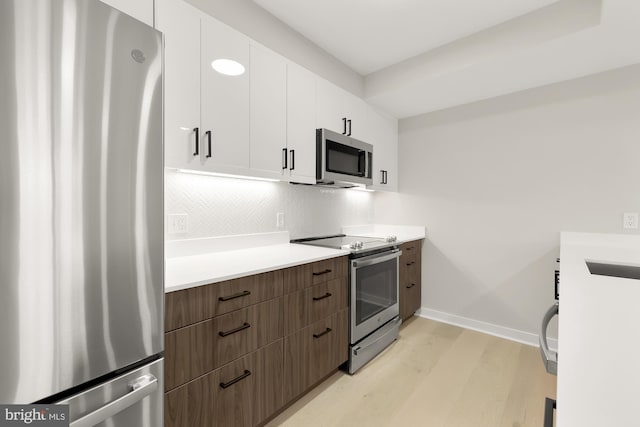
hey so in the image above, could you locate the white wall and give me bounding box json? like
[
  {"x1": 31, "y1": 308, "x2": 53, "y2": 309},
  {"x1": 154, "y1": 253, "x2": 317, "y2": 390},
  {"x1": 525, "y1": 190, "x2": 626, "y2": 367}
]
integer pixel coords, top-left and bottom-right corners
[
  {"x1": 165, "y1": 171, "x2": 373, "y2": 240},
  {"x1": 183, "y1": 0, "x2": 363, "y2": 97},
  {"x1": 374, "y1": 64, "x2": 640, "y2": 340}
]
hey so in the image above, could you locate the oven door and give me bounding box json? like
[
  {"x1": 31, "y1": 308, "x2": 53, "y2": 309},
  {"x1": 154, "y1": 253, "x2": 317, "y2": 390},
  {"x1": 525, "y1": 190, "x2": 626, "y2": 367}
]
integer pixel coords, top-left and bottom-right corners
[{"x1": 350, "y1": 249, "x2": 401, "y2": 344}]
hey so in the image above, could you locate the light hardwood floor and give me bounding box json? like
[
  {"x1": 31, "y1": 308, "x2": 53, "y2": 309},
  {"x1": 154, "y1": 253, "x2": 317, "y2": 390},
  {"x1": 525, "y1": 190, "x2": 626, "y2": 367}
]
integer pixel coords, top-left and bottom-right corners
[{"x1": 266, "y1": 317, "x2": 556, "y2": 427}]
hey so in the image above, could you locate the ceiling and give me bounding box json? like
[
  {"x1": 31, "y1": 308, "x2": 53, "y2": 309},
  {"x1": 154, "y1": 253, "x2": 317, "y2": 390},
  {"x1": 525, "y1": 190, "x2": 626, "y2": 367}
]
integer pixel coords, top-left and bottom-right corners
[
  {"x1": 253, "y1": 0, "x2": 640, "y2": 119},
  {"x1": 252, "y1": 0, "x2": 560, "y2": 75}
]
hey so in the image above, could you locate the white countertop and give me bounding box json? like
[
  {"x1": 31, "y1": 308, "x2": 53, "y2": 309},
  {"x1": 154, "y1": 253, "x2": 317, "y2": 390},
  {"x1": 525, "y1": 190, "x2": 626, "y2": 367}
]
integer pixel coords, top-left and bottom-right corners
[
  {"x1": 165, "y1": 242, "x2": 348, "y2": 293},
  {"x1": 164, "y1": 225, "x2": 425, "y2": 293},
  {"x1": 557, "y1": 232, "x2": 640, "y2": 426}
]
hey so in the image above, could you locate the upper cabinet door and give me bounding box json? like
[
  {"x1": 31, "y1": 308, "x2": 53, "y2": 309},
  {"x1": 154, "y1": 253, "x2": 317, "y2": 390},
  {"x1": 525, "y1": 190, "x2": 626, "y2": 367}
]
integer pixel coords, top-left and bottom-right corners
[
  {"x1": 250, "y1": 42, "x2": 287, "y2": 179},
  {"x1": 155, "y1": 0, "x2": 203, "y2": 170},
  {"x1": 343, "y1": 93, "x2": 367, "y2": 140},
  {"x1": 368, "y1": 106, "x2": 398, "y2": 192},
  {"x1": 100, "y1": 0, "x2": 153, "y2": 26},
  {"x1": 316, "y1": 79, "x2": 367, "y2": 140},
  {"x1": 200, "y1": 15, "x2": 251, "y2": 171},
  {"x1": 287, "y1": 63, "x2": 317, "y2": 184},
  {"x1": 316, "y1": 78, "x2": 346, "y2": 135}
]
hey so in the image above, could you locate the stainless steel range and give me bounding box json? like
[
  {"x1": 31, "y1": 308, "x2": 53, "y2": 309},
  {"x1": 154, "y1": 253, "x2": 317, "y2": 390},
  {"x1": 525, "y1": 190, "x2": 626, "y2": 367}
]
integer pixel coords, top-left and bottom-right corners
[{"x1": 292, "y1": 234, "x2": 402, "y2": 373}]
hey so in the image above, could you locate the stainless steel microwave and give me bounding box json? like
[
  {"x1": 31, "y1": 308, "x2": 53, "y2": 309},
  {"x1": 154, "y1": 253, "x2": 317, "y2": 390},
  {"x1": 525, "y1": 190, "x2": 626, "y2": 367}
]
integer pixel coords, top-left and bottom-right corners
[{"x1": 316, "y1": 128, "x2": 373, "y2": 188}]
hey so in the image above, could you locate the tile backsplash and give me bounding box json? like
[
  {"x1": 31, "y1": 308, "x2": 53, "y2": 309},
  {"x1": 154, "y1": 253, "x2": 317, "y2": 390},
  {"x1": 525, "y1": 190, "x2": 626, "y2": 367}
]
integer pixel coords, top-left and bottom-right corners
[{"x1": 165, "y1": 170, "x2": 374, "y2": 240}]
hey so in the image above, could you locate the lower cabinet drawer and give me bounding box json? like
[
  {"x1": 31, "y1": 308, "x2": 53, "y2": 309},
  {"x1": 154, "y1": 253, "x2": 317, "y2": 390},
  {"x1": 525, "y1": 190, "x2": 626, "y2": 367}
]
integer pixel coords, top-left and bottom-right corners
[
  {"x1": 165, "y1": 298, "x2": 283, "y2": 391},
  {"x1": 283, "y1": 309, "x2": 348, "y2": 402},
  {"x1": 283, "y1": 277, "x2": 348, "y2": 335},
  {"x1": 165, "y1": 340, "x2": 284, "y2": 427}
]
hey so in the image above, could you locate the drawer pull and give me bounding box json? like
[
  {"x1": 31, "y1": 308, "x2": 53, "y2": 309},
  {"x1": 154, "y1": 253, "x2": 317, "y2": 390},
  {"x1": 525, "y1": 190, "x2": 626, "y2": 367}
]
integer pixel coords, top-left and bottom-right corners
[
  {"x1": 406, "y1": 283, "x2": 416, "y2": 289},
  {"x1": 218, "y1": 290, "x2": 251, "y2": 302},
  {"x1": 406, "y1": 261, "x2": 416, "y2": 266},
  {"x1": 312, "y1": 292, "x2": 332, "y2": 301},
  {"x1": 313, "y1": 327, "x2": 332, "y2": 339},
  {"x1": 219, "y1": 370, "x2": 251, "y2": 389},
  {"x1": 406, "y1": 247, "x2": 414, "y2": 251},
  {"x1": 218, "y1": 322, "x2": 251, "y2": 337},
  {"x1": 312, "y1": 269, "x2": 332, "y2": 276}
]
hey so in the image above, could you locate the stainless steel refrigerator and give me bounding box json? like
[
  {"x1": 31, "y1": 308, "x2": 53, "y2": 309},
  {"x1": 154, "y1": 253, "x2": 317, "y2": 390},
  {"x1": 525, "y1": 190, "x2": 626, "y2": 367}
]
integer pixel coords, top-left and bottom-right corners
[{"x1": 0, "y1": 0, "x2": 164, "y2": 425}]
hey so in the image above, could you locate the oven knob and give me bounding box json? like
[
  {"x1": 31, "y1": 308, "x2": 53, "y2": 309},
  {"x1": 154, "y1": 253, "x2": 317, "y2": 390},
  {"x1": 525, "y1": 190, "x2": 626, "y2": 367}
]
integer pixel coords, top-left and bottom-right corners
[
  {"x1": 386, "y1": 235, "x2": 397, "y2": 242},
  {"x1": 350, "y1": 242, "x2": 358, "y2": 250},
  {"x1": 355, "y1": 241, "x2": 363, "y2": 249}
]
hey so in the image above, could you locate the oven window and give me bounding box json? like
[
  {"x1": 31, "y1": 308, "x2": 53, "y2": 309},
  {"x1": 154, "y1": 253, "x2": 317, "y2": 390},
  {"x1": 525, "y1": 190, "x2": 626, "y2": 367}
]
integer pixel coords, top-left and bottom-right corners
[
  {"x1": 355, "y1": 257, "x2": 397, "y2": 325},
  {"x1": 326, "y1": 140, "x2": 365, "y2": 177}
]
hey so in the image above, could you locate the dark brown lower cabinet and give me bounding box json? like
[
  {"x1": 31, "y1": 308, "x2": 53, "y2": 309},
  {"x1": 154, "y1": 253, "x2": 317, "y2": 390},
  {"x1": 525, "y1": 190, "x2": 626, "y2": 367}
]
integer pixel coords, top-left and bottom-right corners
[
  {"x1": 399, "y1": 240, "x2": 422, "y2": 321},
  {"x1": 165, "y1": 340, "x2": 283, "y2": 427},
  {"x1": 283, "y1": 309, "x2": 348, "y2": 402},
  {"x1": 165, "y1": 297, "x2": 283, "y2": 391}
]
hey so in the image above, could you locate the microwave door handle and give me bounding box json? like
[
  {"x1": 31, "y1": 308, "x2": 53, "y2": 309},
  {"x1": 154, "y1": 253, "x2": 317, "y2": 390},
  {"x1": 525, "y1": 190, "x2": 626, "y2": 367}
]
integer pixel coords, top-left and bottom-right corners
[
  {"x1": 365, "y1": 150, "x2": 370, "y2": 179},
  {"x1": 539, "y1": 301, "x2": 558, "y2": 375}
]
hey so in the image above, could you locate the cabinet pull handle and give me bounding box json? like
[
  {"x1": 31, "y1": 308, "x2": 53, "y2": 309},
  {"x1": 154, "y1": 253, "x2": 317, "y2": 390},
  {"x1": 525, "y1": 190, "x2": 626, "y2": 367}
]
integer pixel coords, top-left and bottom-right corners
[
  {"x1": 218, "y1": 322, "x2": 251, "y2": 337},
  {"x1": 282, "y1": 148, "x2": 288, "y2": 170},
  {"x1": 219, "y1": 370, "x2": 251, "y2": 389},
  {"x1": 289, "y1": 149, "x2": 295, "y2": 171},
  {"x1": 406, "y1": 247, "x2": 414, "y2": 251},
  {"x1": 312, "y1": 269, "x2": 332, "y2": 276},
  {"x1": 193, "y1": 127, "x2": 199, "y2": 156},
  {"x1": 406, "y1": 261, "x2": 415, "y2": 266},
  {"x1": 313, "y1": 327, "x2": 332, "y2": 339},
  {"x1": 312, "y1": 292, "x2": 332, "y2": 301},
  {"x1": 380, "y1": 170, "x2": 385, "y2": 185},
  {"x1": 406, "y1": 283, "x2": 416, "y2": 289},
  {"x1": 383, "y1": 170, "x2": 388, "y2": 184},
  {"x1": 342, "y1": 117, "x2": 347, "y2": 135},
  {"x1": 205, "y1": 130, "x2": 212, "y2": 158},
  {"x1": 218, "y1": 290, "x2": 251, "y2": 302},
  {"x1": 347, "y1": 119, "x2": 352, "y2": 136}
]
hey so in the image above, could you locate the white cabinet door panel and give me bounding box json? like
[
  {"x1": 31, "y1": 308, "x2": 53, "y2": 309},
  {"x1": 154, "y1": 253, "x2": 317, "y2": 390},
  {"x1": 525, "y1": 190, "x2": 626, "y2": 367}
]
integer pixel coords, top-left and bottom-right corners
[
  {"x1": 250, "y1": 43, "x2": 287, "y2": 178},
  {"x1": 287, "y1": 63, "x2": 317, "y2": 184},
  {"x1": 368, "y1": 107, "x2": 398, "y2": 192},
  {"x1": 155, "y1": 0, "x2": 202, "y2": 170},
  {"x1": 316, "y1": 78, "x2": 347, "y2": 135},
  {"x1": 201, "y1": 15, "x2": 251, "y2": 170}
]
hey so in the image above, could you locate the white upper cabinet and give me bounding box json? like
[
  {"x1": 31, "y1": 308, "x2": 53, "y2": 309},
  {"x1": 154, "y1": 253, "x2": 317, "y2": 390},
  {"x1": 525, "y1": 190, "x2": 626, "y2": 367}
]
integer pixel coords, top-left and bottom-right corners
[
  {"x1": 155, "y1": 0, "x2": 202, "y2": 171},
  {"x1": 157, "y1": 0, "x2": 398, "y2": 186},
  {"x1": 368, "y1": 107, "x2": 398, "y2": 192},
  {"x1": 250, "y1": 42, "x2": 287, "y2": 179},
  {"x1": 201, "y1": 15, "x2": 251, "y2": 172},
  {"x1": 157, "y1": 0, "x2": 251, "y2": 174},
  {"x1": 286, "y1": 63, "x2": 317, "y2": 184},
  {"x1": 316, "y1": 78, "x2": 367, "y2": 140},
  {"x1": 250, "y1": 47, "x2": 317, "y2": 184},
  {"x1": 100, "y1": 0, "x2": 153, "y2": 26}
]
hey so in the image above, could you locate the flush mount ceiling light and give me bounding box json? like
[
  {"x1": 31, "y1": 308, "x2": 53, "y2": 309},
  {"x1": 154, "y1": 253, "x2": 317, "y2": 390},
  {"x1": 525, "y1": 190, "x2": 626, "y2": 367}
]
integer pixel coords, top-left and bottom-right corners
[{"x1": 211, "y1": 58, "x2": 245, "y2": 76}]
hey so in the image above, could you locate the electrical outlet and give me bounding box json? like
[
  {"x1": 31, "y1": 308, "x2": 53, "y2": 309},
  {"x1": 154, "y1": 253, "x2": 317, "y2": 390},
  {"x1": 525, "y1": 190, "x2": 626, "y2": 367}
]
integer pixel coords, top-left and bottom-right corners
[
  {"x1": 168, "y1": 213, "x2": 188, "y2": 234},
  {"x1": 276, "y1": 212, "x2": 285, "y2": 228},
  {"x1": 623, "y1": 212, "x2": 638, "y2": 229}
]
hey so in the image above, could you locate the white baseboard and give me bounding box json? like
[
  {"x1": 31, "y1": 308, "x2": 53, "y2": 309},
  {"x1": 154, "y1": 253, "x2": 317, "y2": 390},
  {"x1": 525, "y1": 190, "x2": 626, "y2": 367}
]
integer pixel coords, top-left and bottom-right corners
[{"x1": 417, "y1": 307, "x2": 558, "y2": 351}]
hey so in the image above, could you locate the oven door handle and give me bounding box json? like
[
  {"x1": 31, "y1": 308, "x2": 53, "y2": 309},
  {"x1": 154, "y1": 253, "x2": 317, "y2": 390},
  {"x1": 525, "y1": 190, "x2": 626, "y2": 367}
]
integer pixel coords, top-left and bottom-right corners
[{"x1": 352, "y1": 249, "x2": 402, "y2": 268}]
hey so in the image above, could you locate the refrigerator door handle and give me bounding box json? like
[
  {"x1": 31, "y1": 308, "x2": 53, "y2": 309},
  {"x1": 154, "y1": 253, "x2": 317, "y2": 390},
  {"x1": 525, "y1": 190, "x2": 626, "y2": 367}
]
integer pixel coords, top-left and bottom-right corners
[
  {"x1": 69, "y1": 374, "x2": 158, "y2": 427},
  {"x1": 539, "y1": 301, "x2": 559, "y2": 375}
]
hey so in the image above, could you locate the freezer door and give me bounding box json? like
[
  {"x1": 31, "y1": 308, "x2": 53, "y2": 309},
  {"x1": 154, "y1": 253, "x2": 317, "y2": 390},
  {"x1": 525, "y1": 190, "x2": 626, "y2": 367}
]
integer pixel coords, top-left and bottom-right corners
[
  {"x1": 0, "y1": 0, "x2": 163, "y2": 403},
  {"x1": 58, "y1": 359, "x2": 163, "y2": 427}
]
